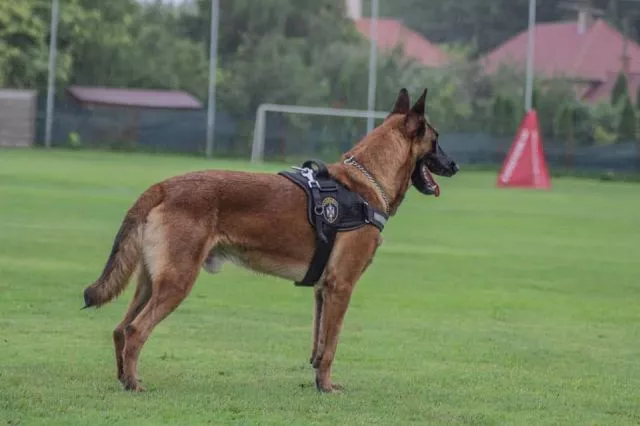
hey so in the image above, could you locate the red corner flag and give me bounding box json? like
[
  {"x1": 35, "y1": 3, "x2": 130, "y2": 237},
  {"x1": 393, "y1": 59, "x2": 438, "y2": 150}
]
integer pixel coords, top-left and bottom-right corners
[{"x1": 497, "y1": 110, "x2": 551, "y2": 189}]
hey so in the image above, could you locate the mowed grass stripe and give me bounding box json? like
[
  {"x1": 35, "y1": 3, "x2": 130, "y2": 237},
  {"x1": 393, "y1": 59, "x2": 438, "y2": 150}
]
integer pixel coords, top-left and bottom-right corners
[{"x1": 1, "y1": 149, "x2": 639, "y2": 425}]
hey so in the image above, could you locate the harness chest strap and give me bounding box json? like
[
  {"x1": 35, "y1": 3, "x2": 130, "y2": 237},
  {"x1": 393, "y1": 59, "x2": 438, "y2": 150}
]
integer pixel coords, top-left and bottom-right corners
[{"x1": 278, "y1": 160, "x2": 387, "y2": 287}]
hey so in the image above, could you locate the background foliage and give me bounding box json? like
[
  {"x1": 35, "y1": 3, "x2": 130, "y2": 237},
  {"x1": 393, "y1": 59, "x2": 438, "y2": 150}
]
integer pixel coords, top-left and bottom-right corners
[{"x1": 2, "y1": 0, "x2": 640, "y2": 156}]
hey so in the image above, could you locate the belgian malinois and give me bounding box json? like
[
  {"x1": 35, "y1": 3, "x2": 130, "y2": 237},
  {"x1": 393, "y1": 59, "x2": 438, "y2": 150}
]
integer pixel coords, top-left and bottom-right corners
[{"x1": 83, "y1": 88, "x2": 459, "y2": 392}]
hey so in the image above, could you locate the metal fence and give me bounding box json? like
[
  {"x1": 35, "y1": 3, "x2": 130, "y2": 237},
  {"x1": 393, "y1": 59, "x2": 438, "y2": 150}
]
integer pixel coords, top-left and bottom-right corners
[
  {"x1": 7, "y1": 0, "x2": 640, "y2": 174},
  {"x1": 33, "y1": 97, "x2": 640, "y2": 173}
]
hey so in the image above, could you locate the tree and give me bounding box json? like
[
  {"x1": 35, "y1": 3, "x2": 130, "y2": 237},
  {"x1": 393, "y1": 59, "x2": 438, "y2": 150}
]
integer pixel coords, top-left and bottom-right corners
[
  {"x1": 181, "y1": 0, "x2": 365, "y2": 113},
  {"x1": 488, "y1": 93, "x2": 516, "y2": 158},
  {"x1": 531, "y1": 85, "x2": 540, "y2": 110},
  {"x1": 0, "y1": 0, "x2": 215, "y2": 98},
  {"x1": 185, "y1": 0, "x2": 476, "y2": 133},
  {"x1": 68, "y1": 1, "x2": 211, "y2": 97},
  {"x1": 611, "y1": 71, "x2": 629, "y2": 107},
  {"x1": 218, "y1": 33, "x2": 329, "y2": 116},
  {"x1": 531, "y1": 77, "x2": 580, "y2": 139},
  {"x1": 366, "y1": 0, "x2": 563, "y2": 56},
  {"x1": 0, "y1": 1, "x2": 48, "y2": 89},
  {"x1": 366, "y1": 0, "x2": 640, "y2": 58},
  {"x1": 181, "y1": 0, "x2": 360, "y2": 64},
  {"x1": 491, "y1": 95, "x2": 506, "y2": 135},
  {"x1": 555, "y1": 102, "x2": 576, "y2": 168},
  {"x1": 618, "y1": 95, "x2": 637, "y2": 141},
  {"x1": 66, "y1": 0, "x2": 137, "y2": 88},
  {"x1": 126, "y1": 4, "x2": 210, "y2": 97},
  {"x1": 0, "y1": 0, "x2": 90, "y2": 90}
]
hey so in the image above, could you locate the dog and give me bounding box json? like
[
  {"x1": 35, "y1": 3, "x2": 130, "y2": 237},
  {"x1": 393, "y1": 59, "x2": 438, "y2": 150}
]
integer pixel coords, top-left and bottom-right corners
[{"x1": 82, "y1": 88, "x2": 459, "y2": 393}]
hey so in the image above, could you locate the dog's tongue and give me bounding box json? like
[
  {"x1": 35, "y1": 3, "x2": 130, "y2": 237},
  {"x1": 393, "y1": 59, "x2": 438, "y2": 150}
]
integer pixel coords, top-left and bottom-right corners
[{"x1": 421, "y1": 164, "x2": 440, "y2": 197}]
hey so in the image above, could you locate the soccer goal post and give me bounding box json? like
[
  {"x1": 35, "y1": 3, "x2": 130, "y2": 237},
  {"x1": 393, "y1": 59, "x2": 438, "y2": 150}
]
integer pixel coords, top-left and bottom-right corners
[{"x1": 250, "y1": 103, "x2": 390, "y2": 163}]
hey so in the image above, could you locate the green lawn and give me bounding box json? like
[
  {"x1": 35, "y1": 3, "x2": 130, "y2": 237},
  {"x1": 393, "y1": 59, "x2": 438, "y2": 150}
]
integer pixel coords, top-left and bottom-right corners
[{"x1": 1, "y1": 148, "x2": 639, "y2": 425}]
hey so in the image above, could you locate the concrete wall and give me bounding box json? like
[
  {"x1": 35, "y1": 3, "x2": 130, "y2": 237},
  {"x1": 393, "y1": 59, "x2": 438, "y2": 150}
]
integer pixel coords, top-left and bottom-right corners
[{"x1": 0, "y1": 89, "x2": 37, "y2": 148}]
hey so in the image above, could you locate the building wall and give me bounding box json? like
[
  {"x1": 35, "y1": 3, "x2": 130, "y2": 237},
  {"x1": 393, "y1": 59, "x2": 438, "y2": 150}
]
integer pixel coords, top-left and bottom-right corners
[
  {"x1": 345, "y1": 0, "x2": 362, "y2": 20},
  {"x1": 0, "y1": 89, "x2": 37, "y2": 148}
]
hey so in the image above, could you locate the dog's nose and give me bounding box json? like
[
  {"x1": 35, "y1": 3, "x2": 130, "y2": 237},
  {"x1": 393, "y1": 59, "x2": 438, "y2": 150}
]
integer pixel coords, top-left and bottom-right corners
[{"x1": 451, "y1": 162, "x2": 459, "y2": 173}]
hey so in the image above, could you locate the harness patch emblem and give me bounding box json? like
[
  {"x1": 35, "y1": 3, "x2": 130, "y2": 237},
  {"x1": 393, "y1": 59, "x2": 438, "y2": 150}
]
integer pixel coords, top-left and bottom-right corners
[{"x1": 321, "y1": 197, "x2": 339, "y2": 224}]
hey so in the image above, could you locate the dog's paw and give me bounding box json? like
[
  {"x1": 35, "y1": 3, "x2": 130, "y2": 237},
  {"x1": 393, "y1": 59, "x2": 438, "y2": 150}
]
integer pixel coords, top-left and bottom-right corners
[
  {"x1": 315, "y1": 382, "x2": 343, "y2": 393},
  {"x1": 314, "y1": 376, "x2": 343, "y2": 393},
  {"x1": 119, "y1": 374, "x2": 143, "y2": 385},
  {"x1": 121, "y1": 377, "x2": 146, "y2": 393},
  {"x1": 330, "y1": 383, "x2": 344, "y2": 392}
]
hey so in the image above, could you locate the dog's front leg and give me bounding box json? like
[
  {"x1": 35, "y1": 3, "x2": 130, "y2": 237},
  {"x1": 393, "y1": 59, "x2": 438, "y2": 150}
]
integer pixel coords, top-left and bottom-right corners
[
  {"x1": 310, "y1": 230, "x2": 379, "y2": 393},
  {"x1": 311, "y1": 272, "x2": 355, "y2": 393},
  {"x1": 310, "y1": 285, "x2": 324, "y2": 364}
]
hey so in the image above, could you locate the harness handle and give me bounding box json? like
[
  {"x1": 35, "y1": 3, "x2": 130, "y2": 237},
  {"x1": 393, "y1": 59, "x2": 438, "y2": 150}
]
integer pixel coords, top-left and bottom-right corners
[{"x1": 302, "y1": 159, "x2": 330, "y2": 179}]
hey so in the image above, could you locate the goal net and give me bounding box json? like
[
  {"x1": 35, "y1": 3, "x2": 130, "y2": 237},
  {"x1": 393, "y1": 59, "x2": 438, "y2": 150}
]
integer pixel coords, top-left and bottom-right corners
[{"x1": 250, "y1": 103, "x2": 390, "y2": 163}]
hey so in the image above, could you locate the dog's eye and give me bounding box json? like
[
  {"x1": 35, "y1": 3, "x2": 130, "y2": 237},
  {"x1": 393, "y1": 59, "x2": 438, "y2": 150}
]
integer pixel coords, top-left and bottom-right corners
[
  {"x1": 425, "y1": 128, "x2": 437, "y2": 150},
  {"x1": 427, "y1": 138, "x2": 438, "y2": 154},
  {"x1": 425, "y1": 124, "x2": 438, "y2": 141},
  {"x1": 416, "y1": 121, "x2": 427, "y2": 139}
]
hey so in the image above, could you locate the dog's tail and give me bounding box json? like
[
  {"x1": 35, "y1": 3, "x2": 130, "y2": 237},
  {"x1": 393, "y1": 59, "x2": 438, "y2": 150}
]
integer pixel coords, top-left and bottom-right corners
[{"x1": 82, "y1": 184, "x2": 164, "y2": 309}]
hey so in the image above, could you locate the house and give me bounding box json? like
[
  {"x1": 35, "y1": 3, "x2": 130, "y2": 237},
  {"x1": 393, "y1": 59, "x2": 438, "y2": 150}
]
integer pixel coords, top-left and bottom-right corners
[
  {"x1": 478, "y1": 10, "x2": 640, "y2": 103},
  {"x1": 345, "y1": 0, "x2": 450, "y2": 68},
  {"x1": 66, "y1": 86, "x2": 202, "y2": 110},
  {"x1": 64, "y1": 86, "x2": 204, "y2": 149}
]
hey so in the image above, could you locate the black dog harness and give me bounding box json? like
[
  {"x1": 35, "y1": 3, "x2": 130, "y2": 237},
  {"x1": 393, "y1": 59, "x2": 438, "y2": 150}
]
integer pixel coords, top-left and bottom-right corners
[{"x1": 278, "y1": 160, "x2": 388, "y2": 287}]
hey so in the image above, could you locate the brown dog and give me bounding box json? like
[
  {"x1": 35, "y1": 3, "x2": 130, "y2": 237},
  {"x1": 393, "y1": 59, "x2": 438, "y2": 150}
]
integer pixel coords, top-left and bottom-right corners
[{"x1": 82, "y1": 88, "x2": 458, "y2": 393}]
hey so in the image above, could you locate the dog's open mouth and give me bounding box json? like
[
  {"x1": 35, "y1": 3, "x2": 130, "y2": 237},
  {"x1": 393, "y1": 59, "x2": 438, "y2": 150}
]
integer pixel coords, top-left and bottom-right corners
[
  {"x1": 421, "y1": 163, "x2": 440, "y2": 197},
  {"x1": 411, "y1": 159, "x2": 440, "y2": 197}
]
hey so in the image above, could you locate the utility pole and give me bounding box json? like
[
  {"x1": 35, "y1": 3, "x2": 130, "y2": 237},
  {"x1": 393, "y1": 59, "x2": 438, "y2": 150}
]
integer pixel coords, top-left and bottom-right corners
[
  {"x1": 44, "y1": 0, "x2": 60, "y2": 148},
  {"x1": 611, "y1": 0, "x2": 619, "y2": 23},
  {"x1": 524, "y1": 0, "x2": 537, "y2": 111},
  {"x1": 366, "y1": 0, "x2": 378, "y2": 133},
  {"x1": 623, "y1": 16, "x2": 630, "y2": 76},
  {"x1": 205, "y1": 0, "x2": 220, "y2": 158}
]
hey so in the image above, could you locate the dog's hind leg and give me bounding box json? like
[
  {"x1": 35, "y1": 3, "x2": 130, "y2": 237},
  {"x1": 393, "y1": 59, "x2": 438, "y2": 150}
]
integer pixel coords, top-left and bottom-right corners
[
  {"x1": 120, "y1": 263, "x2": 201, "y2": 391},
  {"x1": 120, "y1": 215, "x2": 209, "y2": 392},
  {"x1": 113, "y1": 263, "x2": 152, "y2": 383}
]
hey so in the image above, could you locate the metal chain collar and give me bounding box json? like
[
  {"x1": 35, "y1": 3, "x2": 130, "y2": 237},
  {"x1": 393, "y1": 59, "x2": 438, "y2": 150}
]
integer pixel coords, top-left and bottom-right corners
[{"x1": 343, "y1": 156, "x2": 390, "y2": 215}]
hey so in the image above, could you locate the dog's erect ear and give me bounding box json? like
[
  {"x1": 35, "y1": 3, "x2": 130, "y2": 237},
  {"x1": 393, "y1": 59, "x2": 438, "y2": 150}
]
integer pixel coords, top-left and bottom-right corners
[
  {"x1": 411, "y1": 88, "x2": 427, "y2": 116},
  {"x1": 404, "y1": 88, "x2": 427, "y2": 137},
  {"x1": 390, "y1": 88, "x2": 410, "y2": 115}
]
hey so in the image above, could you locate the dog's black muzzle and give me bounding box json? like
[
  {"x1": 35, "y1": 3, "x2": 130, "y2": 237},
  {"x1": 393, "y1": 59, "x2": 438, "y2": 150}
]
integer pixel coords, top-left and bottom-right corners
[
  {"x1": 424, "y1": 143, "x2": 459, "y2": 177},
  {"x1": 411, "y1": 142, "x2": 459, "y2": 196}
]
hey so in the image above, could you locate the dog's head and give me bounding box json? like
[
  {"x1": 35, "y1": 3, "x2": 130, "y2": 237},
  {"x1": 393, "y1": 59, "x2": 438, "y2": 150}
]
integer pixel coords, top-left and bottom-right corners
[{"x1": 388, "y1": 88, "x2": 459, "y2": 197}]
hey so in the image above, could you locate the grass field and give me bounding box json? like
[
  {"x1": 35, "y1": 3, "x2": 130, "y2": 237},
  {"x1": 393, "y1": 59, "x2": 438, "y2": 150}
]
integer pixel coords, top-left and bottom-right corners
[{"x1": 1, "y1": 148, "x2": 639, "y2": 425}]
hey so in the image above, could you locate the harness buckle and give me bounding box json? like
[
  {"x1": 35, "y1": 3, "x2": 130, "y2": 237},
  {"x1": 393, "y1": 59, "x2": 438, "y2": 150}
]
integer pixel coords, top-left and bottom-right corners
[
  {"x1": 362, "y1": 201, "x2": 371, "y2": 224},
  {"x1": 293, "y1": 166, "x2": 321, "y2": 189}
]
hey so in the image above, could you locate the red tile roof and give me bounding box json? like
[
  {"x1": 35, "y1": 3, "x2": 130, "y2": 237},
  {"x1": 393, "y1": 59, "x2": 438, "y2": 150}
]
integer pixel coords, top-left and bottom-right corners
[
  {"x1": 354, "y1": 19, "x2": 450, "y2": 68},
  {"x1": 479, "y1": 19, "x2": 640, "y2": 82},
  {"x1": 66, "y1": 86, "x2": 203, "y2": 110},
  {"x1": 582, "y1": 71, "x2": 640, "y2": 103}
]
